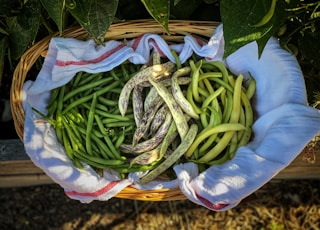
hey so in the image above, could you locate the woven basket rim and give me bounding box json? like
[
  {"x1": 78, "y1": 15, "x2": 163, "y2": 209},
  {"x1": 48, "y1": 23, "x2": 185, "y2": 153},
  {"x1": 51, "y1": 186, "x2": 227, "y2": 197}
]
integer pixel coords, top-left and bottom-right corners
[{"x1": 10, "y1": 19, "x2": 219, "y2": 201}]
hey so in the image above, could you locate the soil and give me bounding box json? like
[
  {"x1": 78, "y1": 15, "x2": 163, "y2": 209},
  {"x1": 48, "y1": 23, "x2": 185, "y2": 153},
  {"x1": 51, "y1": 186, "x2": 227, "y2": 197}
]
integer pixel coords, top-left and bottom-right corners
[{"x1": 1, "y1": 179, "x2": 319, "y2": 230}]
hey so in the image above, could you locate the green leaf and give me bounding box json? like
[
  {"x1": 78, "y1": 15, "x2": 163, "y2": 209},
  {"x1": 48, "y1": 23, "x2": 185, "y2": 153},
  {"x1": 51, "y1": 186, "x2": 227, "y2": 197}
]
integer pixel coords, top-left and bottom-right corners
[
  {"x1": 174, "y1": 0, "x2": 181, "y2": 6},
  {"x1": 40, "y1": 0, "x2": 65, "y2": 34},
  {"x1": 220, "y1": 0, "x2": 287, "y2": 58},
  {"x1": 86, "y1": 0, "x2": 118, "y2": 43},
  {"x1": 0, "y1": 0, "x2": 22, "y2": 16},
  {"x1": 141, "y1": 0, "x2": 170, "y2": 34},
  {"x1": 299, "y1": 31, "x2": 320, "y2": 71},
  {"x1": 68, "y1": 0, "x2": 118, "y2": 44},
  {"x1": 7, "y1": 0, "x2": 41, "y2": 60},
  {"x1": 171, "y1": 0, "x2": 201, "y2": 20},
  {"x1": 0, "y1": 26, "x2": 9, "y2": 36},
  {"x1": 67, "y1": 0, "x2": 91, "y2": 27},
  {"x1": 0, "y1": 36, "x2": 8, "y2": 85}
]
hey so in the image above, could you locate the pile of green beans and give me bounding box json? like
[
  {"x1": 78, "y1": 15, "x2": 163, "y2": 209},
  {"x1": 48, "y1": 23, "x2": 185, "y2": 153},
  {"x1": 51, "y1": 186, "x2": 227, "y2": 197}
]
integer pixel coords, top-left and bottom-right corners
[
  {"x1": 184, "y1": 60, "x2": 255, "y2": 168},
  {"x1": 34, "y1": 54, "x2": 255, "y2": 183},
  {"x1": 35, "y1": 61, "x2": 166, "y2": 174}
]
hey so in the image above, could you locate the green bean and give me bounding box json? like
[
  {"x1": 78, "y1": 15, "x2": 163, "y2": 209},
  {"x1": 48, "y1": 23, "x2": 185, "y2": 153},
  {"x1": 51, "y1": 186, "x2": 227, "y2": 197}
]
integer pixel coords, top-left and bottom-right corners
[
  {"x1": 104, "y1": 121, "x2": 135, "y2": 128},
  {"x1": 97, "y1": 110, "x2": 133, "y2": 121},
  {"x1": 208, "y1": 106, "x2": 222, "y2": 127},
  {"x1": 97, "y1": 97, "x2": 118, "y2": 107},
  {"x1": 170, "y1": 49, "x2": 182, "y2": 69},
  {"x1": 197, "y1": 87, "x2": 210, "y2": 98},
  {"x1": 76, "y1": 125, "x2": 111, "y2": 159},
  {"x1": 115, "y1": 129, "x2": 125, "y2": 148},
  {"x1": 202, "y1": 86, "x2": 225, "y2": 110},
  {"x1": 202, "y1": 77, "x2": 221, "y2": 112},
  {"x1": 189, "y1": 60, "x2": 202, "y2": 102},
  {"x1": 195, "y1": 75, "x2": 244, "y2": 162},
  {"x1": 101, "y1": 118, "x2": 127, "y2": 124},
  {"x1": 186, "y1": 83, "x2": 203, "y2": 114},
  {"x1": 198, "y1": 72, "x2": 222, "y2": 80},
  {"x1": 63, "y1": 75, "x2": 112, "y2": 102},
  {"x1": 222, "y1": 91, "x2": 233, "y2": 123},
  {"x1": 246, "y1": 77, "x2": 256, "y2": 100},
  {"x1": 172, "y1": 67, "x2": 199, "y2": 119},
  {"x1": 202, "y1": 61, "x2": 229, "y2": 83},
  {"x1": 63, "y1": 115, "x2": 83, "y2": 148},
  {"x1": 140, "y1": 124, "x2": 198, "y2": 184},
  {"x1": 62, "y1": 126, "x2": 74, "y2": 160},
  {"x1": 74, "y1": 149, "x2": 125, "y2": 168},
  {"x1": 237, "y1": 89, "x2": 254, "y2": 147},
  {"x1": 77, "y1": 118, "x2": 106, "y2": 139},
  {"x1": 31, "y1": 107, "x2": 57, "y2": 127},
  {"x1": 79, "y1": 73, "x2": 103, "y2": 88},
  {"x1": 94, "y1": 114, "x2": 108, "y2": 135},
  {"x1": 198, "y1": 107, "x2": 222, "y2": 155},
  {"x1": 227, "y1": 132, "x2": 238, "y2": 159},
  {"x1": 55, "y1": 85, "x2": 66, "y2": 143},
  {"x1": 46, "y1": 87, "x2": 60, "y2": 110},
  {"x1": 206, "y1": 148, "x2": 231, "y2": 166},
  {"x1": 62, "y1": 81, "x2": 120, "y2": 113},
  {"x1": 46, "y1": 100, "x2": 58, "y2": 118},
  {"x1": 93, "y1": 103, "x2": 109, "y2": 113},
  {"x1": 76, "y1": 72, "x2": 98, "y2": 86},
  {"x1": 236, "y1": 104, "x2": 246, "y2": 141},
  {"x1": 211, "y1": 78, "x2": 234, "y2": 93},
  {"x1": 71, "y1": 71, "x2": 83, "y2": 87},
  {"x1": 197, "y1": 130, "x2": 242, "y2": 163},
  {"x1": 94, "y1": 114, "x2": 122, "y2": 160},
  {"x1": 120, "y1": 63, "x2": 130, "y2": 80},
  {"x1": 201, "y1": 77, "x2": 214, "y2": 94},
  {"x1": 61, "y1": 129, "x2": 84, "y2": 169},
  {"x1": 81, "y1": 103, "x2": 132, "y2": 121},
  {"x1": 65, "y1": 109, "x2": 84, "y2": 124},
  {"x1": 85, "y1": 93, "x2": 97, "y2": 155},
  {"x1": 110, "y1": 161, "x2": 161, "y2": 174},
  {"x1": 185, "y1": 123, "x2": 245, "y2": 158},
  {"x1": 229, "y1": 74, "x2": 243, "y2": 124}
]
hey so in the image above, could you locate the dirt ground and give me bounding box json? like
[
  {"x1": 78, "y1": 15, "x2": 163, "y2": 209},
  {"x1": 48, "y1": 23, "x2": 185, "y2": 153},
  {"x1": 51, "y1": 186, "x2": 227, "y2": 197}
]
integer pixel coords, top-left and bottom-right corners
[{"x1": 1, "y1": 179, "x2": 319, "y2": 230}]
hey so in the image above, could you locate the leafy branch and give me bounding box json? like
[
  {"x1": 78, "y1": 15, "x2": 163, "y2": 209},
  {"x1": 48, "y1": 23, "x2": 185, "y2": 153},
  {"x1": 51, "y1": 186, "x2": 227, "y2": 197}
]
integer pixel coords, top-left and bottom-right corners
[{"x1": 0, "y1": 0, "x2": 319, "y2": 99}]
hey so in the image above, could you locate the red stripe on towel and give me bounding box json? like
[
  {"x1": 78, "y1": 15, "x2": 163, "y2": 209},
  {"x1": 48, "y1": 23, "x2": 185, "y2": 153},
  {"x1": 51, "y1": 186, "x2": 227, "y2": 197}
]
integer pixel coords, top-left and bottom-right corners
[
  {"x1": 65, "y1": 180, "x2": 120, "y2": 197},
  {"x1": 196, "y1": 193, "x2": 229, "y2": 210},
  {"x1": 151, "y1": 39, "x2": 165, "y2": 57},
  {"x1": 131, "y1": 35, "x2": 144, "y2": 51},
  {"x1": 55, "y1": 44, "x2": 126, "y2": 66}
]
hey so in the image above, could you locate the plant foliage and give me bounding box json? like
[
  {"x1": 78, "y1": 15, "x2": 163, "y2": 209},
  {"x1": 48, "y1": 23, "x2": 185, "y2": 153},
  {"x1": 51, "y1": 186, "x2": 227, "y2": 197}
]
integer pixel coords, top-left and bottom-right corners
[{"x1": 0, "y1": 0, "x2": 319, "y2": 102}]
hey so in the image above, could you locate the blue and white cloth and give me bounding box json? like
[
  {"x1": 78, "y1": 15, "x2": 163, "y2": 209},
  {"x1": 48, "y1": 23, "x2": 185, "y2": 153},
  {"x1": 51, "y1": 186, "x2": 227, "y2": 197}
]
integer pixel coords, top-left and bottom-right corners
[{"x1": 22, "y1": 25, "x2": 320, "y2": 211}]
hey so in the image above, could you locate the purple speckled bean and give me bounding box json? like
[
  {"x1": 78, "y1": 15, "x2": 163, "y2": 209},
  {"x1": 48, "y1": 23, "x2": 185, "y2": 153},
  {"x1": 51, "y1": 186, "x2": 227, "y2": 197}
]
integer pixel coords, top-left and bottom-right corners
[
  {"x1": 118, "y1": 61, "x2": 175, "y2": 116},
  {"x1": 119, "y1": 112, "x2": 173, "y2": 154},
  {"x1": 132, "y1": 85, "x2": 144, "y2": 127}
]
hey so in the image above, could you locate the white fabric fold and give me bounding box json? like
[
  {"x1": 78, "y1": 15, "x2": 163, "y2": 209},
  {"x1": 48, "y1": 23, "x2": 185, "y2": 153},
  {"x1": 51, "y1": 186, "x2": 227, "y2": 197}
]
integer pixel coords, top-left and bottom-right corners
[{"x1": 174, "y1": 104, "x2": 320, "y2": 211}]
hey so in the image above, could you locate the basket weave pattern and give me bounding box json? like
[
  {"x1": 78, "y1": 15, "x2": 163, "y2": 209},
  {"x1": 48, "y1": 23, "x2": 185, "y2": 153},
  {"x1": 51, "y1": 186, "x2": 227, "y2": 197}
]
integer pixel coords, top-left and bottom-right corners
[{"x1": 10, "y1": 19, "x2": 219, "y2": 201}]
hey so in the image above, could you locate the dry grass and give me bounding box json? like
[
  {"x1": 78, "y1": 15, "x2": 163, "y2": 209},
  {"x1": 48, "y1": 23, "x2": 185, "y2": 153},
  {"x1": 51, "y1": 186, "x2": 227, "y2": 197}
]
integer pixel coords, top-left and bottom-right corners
[{"x1": 1, "y1": 179, "x2": 319, "y2": 230}]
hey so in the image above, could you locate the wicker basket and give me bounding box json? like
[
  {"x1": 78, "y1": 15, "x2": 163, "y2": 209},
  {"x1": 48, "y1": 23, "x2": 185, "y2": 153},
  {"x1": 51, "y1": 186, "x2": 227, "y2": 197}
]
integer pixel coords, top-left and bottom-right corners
[{"x1": 10, "y1": 19, "x2": 219, "y2": 201}]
